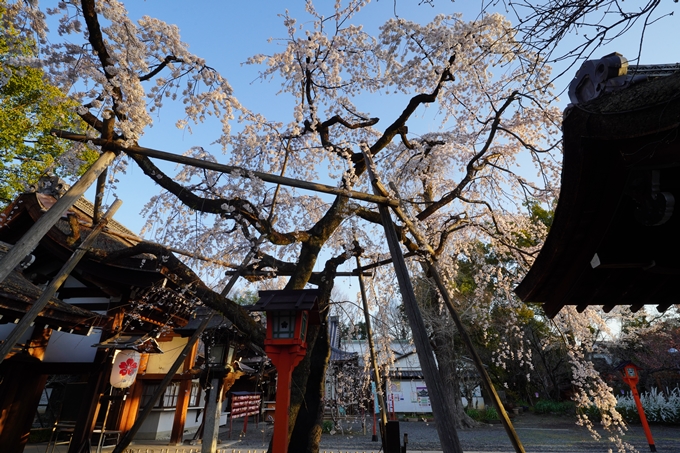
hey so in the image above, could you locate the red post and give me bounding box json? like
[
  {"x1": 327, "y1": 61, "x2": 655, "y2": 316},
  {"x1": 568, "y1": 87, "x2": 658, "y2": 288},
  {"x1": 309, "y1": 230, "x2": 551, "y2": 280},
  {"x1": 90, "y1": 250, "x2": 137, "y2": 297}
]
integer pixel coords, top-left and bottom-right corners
[
  {"x1": 620, "y1": 362, "x2": 656, "y2": 452},
  {"x1": 246, "y1": 290, "x2": 320, "y2": 453},
  {"x1": 266, "y1": 344, "x2": 306, "y2": 453},
  {"x1": 630, "y1": 385, "x2": 656, "y2": 452},
  {"x1": 372, "y1": 405, "x2": 378, "y2": 441}
]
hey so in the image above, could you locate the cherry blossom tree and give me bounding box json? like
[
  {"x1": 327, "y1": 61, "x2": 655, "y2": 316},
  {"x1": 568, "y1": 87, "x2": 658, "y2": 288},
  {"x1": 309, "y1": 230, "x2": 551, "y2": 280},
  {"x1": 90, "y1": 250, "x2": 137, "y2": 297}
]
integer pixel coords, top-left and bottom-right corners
[{"x1": 3, "y1": 1, "x2": 566, "y2": 451}]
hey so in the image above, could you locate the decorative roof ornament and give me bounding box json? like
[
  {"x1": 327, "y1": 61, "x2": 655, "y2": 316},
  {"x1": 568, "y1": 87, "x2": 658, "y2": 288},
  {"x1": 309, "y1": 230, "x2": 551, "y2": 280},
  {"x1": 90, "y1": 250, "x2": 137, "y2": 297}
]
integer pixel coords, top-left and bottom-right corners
[
  {"x1": 28, "y1": 175, "x2": 70, "y2": 199},
  {"x1": 568, "y1": 52, "x2": 680, "y2": 105}
]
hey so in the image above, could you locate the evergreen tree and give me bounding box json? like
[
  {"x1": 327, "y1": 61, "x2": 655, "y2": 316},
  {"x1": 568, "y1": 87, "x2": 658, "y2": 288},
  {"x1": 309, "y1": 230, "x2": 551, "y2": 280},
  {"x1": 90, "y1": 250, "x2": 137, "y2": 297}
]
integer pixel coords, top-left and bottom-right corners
[{"x1": 0, "y1": 2, "x2": 91, "y2": 206}]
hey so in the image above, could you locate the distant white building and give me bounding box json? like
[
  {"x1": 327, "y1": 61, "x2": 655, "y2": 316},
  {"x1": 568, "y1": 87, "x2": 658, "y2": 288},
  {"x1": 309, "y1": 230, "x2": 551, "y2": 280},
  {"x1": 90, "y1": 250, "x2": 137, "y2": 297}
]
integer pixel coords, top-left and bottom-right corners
[{"x1": 335, "y1": 337, "x2": 484, "y2": 414}]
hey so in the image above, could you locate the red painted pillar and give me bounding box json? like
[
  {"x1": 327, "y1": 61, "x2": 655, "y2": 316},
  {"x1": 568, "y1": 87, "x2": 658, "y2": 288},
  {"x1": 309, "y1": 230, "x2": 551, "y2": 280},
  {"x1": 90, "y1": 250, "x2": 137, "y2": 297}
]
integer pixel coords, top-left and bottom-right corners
[
  {"x1": 266, "y1": 344, "x2": 306, "y2": 453},
  {"x1": 620, "y1": 363, "x2": 655, "y2": 452},
  {"x1": 630, "y1": 386, "x2": 656, "y2": 452}
]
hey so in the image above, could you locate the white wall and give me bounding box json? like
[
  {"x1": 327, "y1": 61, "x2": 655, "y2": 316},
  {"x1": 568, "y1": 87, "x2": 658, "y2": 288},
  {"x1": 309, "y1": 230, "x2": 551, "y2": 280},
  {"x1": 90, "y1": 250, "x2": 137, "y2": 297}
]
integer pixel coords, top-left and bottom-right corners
[
  {"x1": 0, "y1": 323, "x2": 32, "y2": 344},
  {"x1": 136, "y1": 408, "x2": 204, "y2": 440},
  {"x1": 146, "y1": 336, "x2": 188, "y2": 374},
  {"x1": 385, "y1": 380, "x2": 484, "y2": 414},
  {"x1": 43, "y1": 328, "x2": 102, "y2": 362},
  {"x1": 386, "y1": 379, "x2": 432, "y2": 414}
]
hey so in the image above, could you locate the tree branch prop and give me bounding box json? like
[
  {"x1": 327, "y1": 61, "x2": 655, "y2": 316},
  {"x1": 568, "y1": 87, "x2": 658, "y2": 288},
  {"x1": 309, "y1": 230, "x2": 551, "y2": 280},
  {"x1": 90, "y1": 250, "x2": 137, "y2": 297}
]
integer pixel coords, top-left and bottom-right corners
[{"x1": 50, "y1": 129, "x2": 397, "y2": 209}]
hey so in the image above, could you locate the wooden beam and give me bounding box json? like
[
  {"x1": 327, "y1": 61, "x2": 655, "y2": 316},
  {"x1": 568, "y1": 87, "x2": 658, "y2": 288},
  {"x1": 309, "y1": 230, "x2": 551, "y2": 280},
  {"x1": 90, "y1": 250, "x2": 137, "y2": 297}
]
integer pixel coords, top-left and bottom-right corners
[
  {"x1": 224, "y1": 270, "x2": 371, "y2": 277},
  {"x1": 51, "y1": 130, "x2": 398, "y2": 207}
]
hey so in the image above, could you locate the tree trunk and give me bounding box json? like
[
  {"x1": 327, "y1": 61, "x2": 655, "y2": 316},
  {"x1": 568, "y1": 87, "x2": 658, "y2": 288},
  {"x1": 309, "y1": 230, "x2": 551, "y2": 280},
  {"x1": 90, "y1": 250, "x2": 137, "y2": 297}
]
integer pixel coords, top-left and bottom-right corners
[
  {"x1": 432, "y1": 331, "x2": 480, "y2": 429},
  {"x1": 288, "y1": 319, "x2": 330, "y2": 452}
]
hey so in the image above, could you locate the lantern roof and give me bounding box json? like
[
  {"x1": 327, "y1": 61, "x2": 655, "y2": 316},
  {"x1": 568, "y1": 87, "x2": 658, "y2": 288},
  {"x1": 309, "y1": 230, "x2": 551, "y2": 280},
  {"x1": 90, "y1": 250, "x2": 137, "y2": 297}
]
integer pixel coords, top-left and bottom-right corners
[
  {"x1": 247, "y1": 289, "x2": 321, "y2": 324},
  {"x1": 173, "y1": 306, "x2": 233, "y2": 337},
  {"x1": 615, "y1": 361, "x2": 641, "y2": 372}
]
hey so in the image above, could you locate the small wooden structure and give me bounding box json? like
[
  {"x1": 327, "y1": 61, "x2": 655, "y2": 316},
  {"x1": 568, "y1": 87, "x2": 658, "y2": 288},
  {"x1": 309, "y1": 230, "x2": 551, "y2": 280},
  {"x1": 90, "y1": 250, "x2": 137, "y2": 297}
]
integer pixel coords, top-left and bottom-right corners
[
  {"x1": 247, "y1": 289, "x2": 320, "y2": 453},
  {"x1": 516, "y1": 62, "x2": 680, "y2": 317}
]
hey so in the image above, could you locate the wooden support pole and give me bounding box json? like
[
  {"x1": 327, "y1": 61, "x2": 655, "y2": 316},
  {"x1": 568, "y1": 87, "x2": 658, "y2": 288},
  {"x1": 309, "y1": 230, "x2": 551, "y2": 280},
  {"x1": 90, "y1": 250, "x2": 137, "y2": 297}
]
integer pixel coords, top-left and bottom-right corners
[
  {"x1": 355, "y1": 254, "x2": 389, "y2": 427},
  {"x1": 202, "y1": 376, "x2": 224, "y2": 453},
  {"x1": 369, "y1": 162, "x2": 527, "y2": 453},
  {"x1": 362, "y1": 147, "x2": 463, "y2": 453},
  {"x1": 0, "y1": 150, "x2": 117, "y2": 285},
  {"x1": 0, "y1": 199, "x2": 122, "y2": 364},
  {"x1": 427, "y1": 264, "x2": 526, "y2": 453},
  {"x1": 51, "y1": 130, "x2": 398, "y2": 208}
]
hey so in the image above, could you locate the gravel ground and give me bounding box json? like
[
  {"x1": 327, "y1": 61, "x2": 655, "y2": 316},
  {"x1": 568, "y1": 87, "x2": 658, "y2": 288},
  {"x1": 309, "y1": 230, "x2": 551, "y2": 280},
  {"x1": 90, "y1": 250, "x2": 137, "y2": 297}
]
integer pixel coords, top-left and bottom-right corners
[
  {"x1": 217, "y1": 413, "x2": 680, "y2": 452},
  {"x1": 27, "y1": 414, "x2": 679, "y2": 453}
]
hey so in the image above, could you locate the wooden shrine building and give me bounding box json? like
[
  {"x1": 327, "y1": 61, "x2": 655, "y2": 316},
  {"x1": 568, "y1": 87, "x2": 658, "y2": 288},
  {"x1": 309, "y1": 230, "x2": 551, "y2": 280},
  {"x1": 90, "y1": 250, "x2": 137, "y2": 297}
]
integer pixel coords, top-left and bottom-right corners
[
  {"x1": 516, "y1": 54, "x2": 680, "y2": 317},
  {"x1": 0, "y1": 178, "x2": 257, "y2": 452}
]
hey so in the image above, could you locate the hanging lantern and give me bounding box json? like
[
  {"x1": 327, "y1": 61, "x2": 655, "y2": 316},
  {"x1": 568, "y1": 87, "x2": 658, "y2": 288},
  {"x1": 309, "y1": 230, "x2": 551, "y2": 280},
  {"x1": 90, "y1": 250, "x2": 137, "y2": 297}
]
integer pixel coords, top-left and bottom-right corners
[{"x1": 110, "y1": 349, "x2": 141, "y2": 388}]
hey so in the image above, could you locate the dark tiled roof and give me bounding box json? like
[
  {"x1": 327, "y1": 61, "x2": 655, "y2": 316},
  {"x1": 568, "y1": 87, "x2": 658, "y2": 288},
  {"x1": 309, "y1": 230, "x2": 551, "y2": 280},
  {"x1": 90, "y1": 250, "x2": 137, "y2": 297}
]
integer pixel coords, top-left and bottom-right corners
[
  {"x1": 516, "y1": 68, "x2": 680, "y2": 317},
  {"x1": 0, "y1": 241, "x2": 109, "y2": 334},
  {"x1": 330, "y1": 346, "x2": 358, "y2": 362}
]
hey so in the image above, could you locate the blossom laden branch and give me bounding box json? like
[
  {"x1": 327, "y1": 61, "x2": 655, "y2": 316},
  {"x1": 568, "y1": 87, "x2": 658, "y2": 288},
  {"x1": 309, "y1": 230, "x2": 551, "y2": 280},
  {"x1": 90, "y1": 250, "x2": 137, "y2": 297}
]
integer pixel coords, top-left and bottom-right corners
[
  {"x1": 138, "y1": 54, "x2": 183, "y2": 81},
  {"x1": 416, "y1": 91, "x2": 520, "y2": 221}
]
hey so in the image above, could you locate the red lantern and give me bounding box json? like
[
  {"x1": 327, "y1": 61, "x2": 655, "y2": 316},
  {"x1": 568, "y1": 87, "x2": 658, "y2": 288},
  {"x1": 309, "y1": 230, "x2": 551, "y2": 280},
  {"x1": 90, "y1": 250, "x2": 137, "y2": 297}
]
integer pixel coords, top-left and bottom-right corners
[{"x1": 247, "y1": 290, "x2": 320, "y2": 453}]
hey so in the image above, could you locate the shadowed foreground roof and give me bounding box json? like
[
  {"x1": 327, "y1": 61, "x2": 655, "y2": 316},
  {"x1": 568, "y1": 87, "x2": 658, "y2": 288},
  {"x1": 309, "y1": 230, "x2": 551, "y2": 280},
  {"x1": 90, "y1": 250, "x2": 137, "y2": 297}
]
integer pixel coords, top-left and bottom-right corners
[{"x1": 516, "y1": 69, "x2": 680, "y2": 318}]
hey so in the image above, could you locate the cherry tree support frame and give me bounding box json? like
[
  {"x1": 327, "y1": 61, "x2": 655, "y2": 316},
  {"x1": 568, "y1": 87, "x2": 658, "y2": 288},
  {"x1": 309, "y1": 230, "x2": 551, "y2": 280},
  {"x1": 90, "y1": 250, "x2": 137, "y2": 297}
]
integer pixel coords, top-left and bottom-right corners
[
  {"x1": 51, "y1": 130, "x2": 398, "y2": 208},
  {"x1": 361, "y1": 148, "x2": 525, "y2": 453},
  {"x1": 11, "y1": 134, "x2": 525, "y2": 452}
]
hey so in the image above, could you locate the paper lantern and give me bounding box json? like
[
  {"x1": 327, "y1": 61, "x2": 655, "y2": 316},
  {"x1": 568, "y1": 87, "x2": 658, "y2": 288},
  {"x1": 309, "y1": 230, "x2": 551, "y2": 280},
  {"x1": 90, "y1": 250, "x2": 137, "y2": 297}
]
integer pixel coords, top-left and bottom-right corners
[{"x1": 110, "y1": 349, "x2": 141, "y2": 388}]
